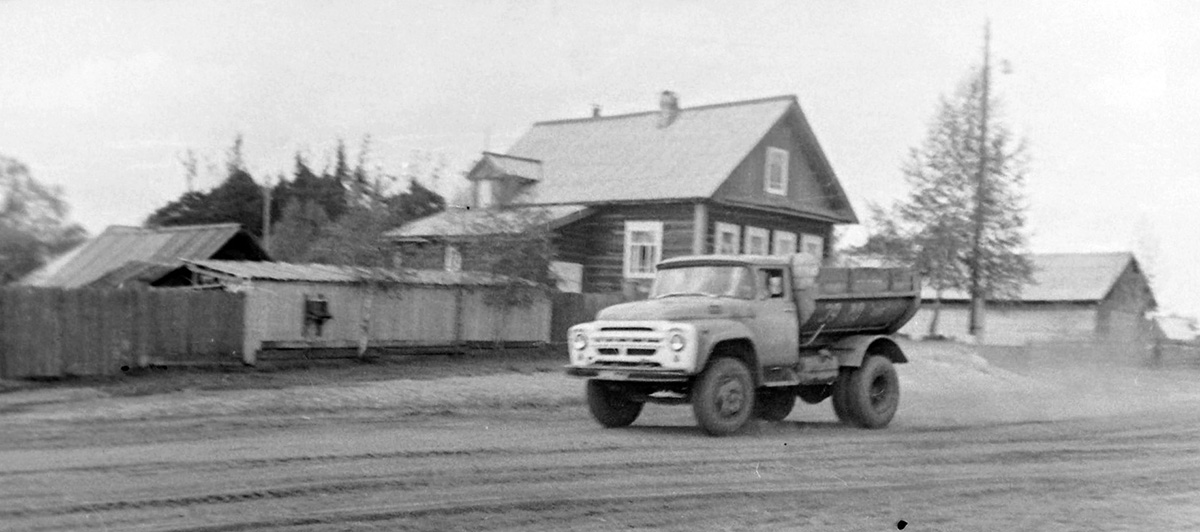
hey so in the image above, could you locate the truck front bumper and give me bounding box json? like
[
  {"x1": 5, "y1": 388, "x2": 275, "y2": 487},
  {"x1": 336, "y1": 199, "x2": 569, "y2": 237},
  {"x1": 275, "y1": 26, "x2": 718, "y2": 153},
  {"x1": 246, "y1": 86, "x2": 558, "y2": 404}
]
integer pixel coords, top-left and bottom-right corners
[{"x1": 564, "y1": 365, "x2": 692, "y2": 382}]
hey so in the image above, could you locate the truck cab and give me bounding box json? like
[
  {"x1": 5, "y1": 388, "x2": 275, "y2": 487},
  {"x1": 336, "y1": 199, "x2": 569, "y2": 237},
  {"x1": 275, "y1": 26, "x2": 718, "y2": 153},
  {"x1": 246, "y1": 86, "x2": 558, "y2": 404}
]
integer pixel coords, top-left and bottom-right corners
[{"x1": 566, "y1": 253, "x2": 920, "y2": 436}]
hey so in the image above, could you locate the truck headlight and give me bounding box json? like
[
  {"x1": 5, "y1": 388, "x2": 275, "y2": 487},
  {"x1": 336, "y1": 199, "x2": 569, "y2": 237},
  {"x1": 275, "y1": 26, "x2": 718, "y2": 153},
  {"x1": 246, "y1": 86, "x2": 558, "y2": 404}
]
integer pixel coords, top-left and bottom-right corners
[
  {"x1": 572, "y1": 332, "x2": 588, "y2": 351},
  {"x1": 669, "y1": 331, "x2": 686, "y2": 351}
]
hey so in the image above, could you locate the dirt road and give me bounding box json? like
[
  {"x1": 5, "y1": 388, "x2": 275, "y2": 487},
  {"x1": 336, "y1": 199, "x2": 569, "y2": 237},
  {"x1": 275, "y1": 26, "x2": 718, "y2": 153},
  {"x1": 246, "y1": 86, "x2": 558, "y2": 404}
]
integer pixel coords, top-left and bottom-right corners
[{"x1": 3, "y1": 347, "x2": 1199, "y2": 531}]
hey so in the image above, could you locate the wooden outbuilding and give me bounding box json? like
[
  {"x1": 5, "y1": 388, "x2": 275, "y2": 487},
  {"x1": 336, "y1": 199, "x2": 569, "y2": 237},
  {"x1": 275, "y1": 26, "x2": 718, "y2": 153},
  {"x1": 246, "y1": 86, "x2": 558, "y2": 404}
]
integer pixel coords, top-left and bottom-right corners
[
  {"x1": 182, "y1": 260, "x2": 551, "y2": 363},
  {"x1": 901, "y1": 252, "x2": 1157, "y2": 347}
]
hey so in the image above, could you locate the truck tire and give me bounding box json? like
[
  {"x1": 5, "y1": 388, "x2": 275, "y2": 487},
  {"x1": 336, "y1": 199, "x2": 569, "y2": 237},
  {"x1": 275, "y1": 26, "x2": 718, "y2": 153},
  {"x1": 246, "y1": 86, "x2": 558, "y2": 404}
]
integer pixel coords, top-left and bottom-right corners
[
  {"x1": 692, "y1": 357, "x2": 756, "y2": 436},
  {"x1": 755, "y1": 388, "x2": 796, "y2": 421},
  {"x1": 586, "y1": 380, "x2": 643, "y2": 428},
  {"x1": 831, "y1": 369, "x2": 856, "y2": 424},
  {"x1": 841, "y1": 355, "x2": 900, "y2": 429}
]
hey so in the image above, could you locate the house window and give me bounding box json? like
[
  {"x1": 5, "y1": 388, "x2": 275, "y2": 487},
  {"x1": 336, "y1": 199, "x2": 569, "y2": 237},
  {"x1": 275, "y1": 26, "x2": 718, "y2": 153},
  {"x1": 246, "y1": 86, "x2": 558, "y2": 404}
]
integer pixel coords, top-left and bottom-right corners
[
  {"x1": 746, "y1": 226, "x2": 769, "y2": 255},
  {"x1": 800, "y1": 233, "x2": 824, "y2": 259},
  {"x1": 772, "y1": 230, "x2": 797, "y2": 256},
  {"x1": 623, "y1": 221, "x2": 663, "y2": 278},
  {"x1": 444, "y1": 244, "x2": 462, "y2": 272},
  {"x1": 715, "y1": 222, "x2": 740, "y2": 254},
  {"x1": 765, "y1": 147, "x2": 789, "y2": 195}
]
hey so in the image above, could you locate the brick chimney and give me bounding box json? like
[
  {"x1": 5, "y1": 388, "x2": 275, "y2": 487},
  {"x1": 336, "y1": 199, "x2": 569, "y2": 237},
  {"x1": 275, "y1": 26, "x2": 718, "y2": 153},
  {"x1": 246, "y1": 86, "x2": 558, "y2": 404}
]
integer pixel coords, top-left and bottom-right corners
[{"x1": 657, "y1": 90, "x2": 680, "y2": 128}]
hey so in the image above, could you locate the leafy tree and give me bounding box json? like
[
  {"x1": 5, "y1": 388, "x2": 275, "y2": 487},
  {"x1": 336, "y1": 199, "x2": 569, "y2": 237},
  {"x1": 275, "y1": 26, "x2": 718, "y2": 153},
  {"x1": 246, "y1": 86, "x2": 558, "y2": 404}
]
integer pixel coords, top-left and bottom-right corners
[
  {"x1": 0, "y1": 155, "x2": 88, "y2": 283},
  {"x1": 451, "y1": 207, "x2": 560, "y2": 307},
  {"x1": 269, "y1": 199, "x2": 330, "y2": 262},
  {"x1": 848, "y1": 67, "x2": 1033, "y2": 338}
]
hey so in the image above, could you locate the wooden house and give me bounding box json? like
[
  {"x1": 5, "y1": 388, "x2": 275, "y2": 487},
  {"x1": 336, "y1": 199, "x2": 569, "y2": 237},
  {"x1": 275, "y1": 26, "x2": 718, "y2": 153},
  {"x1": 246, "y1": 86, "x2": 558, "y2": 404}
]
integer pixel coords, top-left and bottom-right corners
[
  {"x1": 900, "y1": 252, "x2": 1157, "y2": 346},
  {"x1": 386, "y1": 92, "x2": 858, "y2": 295}
]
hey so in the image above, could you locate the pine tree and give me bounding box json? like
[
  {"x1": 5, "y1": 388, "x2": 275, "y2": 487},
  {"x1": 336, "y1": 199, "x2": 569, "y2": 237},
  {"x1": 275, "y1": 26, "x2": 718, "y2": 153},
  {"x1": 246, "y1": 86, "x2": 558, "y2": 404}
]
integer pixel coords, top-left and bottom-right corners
[{"x1": 848, "y1": 66, "x2": 1033, "y2": 338}]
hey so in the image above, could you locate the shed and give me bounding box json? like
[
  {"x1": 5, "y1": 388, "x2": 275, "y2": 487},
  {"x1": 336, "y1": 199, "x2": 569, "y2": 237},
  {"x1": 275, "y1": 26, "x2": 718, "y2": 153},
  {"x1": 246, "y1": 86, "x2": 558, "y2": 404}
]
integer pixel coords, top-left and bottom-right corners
[
  {"x1": 183, "y1": 260, "x2": 551, "y2": 363},
  {"x1": 19, "y1": 223, "x2": 270, "y2": 288},
  {"x1": 900, "y1": 252, "x2": 1156, "y2": 346}
]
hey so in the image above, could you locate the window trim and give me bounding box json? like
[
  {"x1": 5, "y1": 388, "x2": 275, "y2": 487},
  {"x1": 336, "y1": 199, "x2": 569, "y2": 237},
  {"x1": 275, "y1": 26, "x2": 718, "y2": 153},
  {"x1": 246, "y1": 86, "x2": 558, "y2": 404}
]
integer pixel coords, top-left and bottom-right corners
[
  {"x1": 714, "y1": 222, "x2": 741, "y2": 255},
  {"x1": 623, "y1": 220, "x2": 663, "y2": 279},
  {"x1": 444, "y1": 244, "x2": 463, "y2": 272},
  {"x1": 764, "y1": 147, "x2": 789, "y2": 196},
  {"x1": 772, "y1": 230, "x2": 797, "y2": 256},
  {"x1": 800, "y1": 233, "x2": 825, "y2": 259},
  {"x1": 745, "y1": 226, "x2": 769, "y2": 255}
]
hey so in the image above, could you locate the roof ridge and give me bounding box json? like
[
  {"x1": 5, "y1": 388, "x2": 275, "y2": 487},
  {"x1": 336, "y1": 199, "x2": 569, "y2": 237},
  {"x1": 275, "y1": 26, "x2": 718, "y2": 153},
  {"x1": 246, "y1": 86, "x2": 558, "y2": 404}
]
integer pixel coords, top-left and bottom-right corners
[
  {"x1": 532, "y1": 94, "x2": 797, "y2": 126},
  {"x1": 482, "y1": 151, "x2": 543, "y2": 163}
]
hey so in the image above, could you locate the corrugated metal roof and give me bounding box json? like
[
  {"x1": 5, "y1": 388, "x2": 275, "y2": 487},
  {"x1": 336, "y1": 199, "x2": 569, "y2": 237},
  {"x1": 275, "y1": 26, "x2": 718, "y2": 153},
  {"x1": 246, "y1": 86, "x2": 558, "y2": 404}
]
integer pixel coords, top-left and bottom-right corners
[
  {"x1": 384, "y1": 205, "x2": 590, "y2": 240},
  {"x1": 186, "y1": 260, "x2": 529, "y2": 287},
  {"x1": 923, "y1": 252, "x2": 1139, "y2": 303},
  {"x1": 507, "y1": 96, "x2": 799, "y2": 205},
  {"x1": 19, "y1": 223, "x2": 262, "y2": 288},
  {"x1": 89, "y1": 261, "x2": 183, "y2": 288}
]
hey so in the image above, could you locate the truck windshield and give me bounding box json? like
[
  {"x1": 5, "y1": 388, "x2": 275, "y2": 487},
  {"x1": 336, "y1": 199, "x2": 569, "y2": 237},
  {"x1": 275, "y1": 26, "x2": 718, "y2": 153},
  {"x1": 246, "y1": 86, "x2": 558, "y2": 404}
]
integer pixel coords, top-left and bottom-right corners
[{"x1": 651, "y1": 266, "x2": 756, "y2": 299}]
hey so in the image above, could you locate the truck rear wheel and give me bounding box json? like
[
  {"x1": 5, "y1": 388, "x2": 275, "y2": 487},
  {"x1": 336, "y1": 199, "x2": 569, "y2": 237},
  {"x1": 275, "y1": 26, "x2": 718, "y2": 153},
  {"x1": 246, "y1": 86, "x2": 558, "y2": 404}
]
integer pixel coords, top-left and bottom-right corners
[
  {"x1": 692, "y1": 357, "x2": 756, "y2": 436},
  {"x1": 839, "y1": 355, "x2": 900, "y2": 429},
  {"x1": 586, "y1": 380, "x2": 643, "y2": 428},
  {"x1": 755, "y1": 388, "x2": 796, "y2": 421}
]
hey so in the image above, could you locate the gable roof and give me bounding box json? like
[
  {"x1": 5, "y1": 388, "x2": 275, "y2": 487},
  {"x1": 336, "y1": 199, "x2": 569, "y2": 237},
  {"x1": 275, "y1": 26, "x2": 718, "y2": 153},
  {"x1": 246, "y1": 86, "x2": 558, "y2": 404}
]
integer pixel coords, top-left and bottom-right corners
[
  {"x1": 19, "y1": 223, "x2": 270, "y2": 288},
  {"x1": 468, "y1": 152, "x2": 543, "y2": 182},
  {"x1": 503, "y1": 94, "x2": 854, "y2": 220},
  {"x1": 924, "y1": 252, "x2": 1147, "y2": 303}
]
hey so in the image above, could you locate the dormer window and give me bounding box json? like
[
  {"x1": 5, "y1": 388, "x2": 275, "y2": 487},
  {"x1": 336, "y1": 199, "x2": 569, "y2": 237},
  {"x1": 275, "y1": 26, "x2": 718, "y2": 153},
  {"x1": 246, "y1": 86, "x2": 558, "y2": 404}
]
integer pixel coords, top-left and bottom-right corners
[{"x1": 765, "y1": 147, "x2": 788, "y2": 195}]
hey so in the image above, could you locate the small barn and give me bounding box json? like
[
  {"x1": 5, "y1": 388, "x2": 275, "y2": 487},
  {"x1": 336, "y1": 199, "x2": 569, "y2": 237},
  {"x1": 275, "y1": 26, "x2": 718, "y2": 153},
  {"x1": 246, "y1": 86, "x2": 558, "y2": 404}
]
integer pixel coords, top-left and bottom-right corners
[
  {"x1": 901, "y1": 252, "x2": 1157, "y2": 347},
  {"x1": 182, "y1": 260, "x2": 552, "y2": 363},
  {"x1": 18, "y1": 223, "x2": 271, "y2": 288}
]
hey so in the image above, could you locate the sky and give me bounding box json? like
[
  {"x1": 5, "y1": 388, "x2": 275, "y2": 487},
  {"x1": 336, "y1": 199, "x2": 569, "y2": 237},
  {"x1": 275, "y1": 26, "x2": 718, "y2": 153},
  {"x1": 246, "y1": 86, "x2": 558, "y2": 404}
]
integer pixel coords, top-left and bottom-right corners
[{"x1": 1, "y1": 0, "x2": 1197, "y2": 317}]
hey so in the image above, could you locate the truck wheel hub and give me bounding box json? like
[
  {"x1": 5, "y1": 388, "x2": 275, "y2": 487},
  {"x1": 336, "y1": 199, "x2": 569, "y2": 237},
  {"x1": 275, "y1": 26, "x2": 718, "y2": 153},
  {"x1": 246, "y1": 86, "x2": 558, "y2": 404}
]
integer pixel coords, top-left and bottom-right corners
[{"x1": 715, "y1": 379, "x2": 746, "y2": 416}]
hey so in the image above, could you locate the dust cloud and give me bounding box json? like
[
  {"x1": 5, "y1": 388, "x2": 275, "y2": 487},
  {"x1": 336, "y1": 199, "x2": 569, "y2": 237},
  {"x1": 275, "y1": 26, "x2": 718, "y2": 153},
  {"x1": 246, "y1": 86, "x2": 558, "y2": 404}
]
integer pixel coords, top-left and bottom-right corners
[{"x1": 895, "y1": 340, "x2": 1200, "y2": 428}]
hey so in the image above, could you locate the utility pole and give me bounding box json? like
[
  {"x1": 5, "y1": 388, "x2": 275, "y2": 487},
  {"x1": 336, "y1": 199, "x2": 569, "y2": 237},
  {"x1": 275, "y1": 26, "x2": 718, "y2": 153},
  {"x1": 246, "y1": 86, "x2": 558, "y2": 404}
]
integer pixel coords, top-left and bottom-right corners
[
  {"x1": 261, "y1": 174, "x2": 273, "y2": 255},
  {"x1": 968, "y1": 20, "x2": 991, "y2": 341}
]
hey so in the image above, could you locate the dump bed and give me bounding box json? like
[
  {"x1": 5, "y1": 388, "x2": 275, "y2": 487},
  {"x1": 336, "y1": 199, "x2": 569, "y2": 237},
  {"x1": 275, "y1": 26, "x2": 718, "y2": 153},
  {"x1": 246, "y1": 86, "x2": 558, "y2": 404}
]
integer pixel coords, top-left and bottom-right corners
[{"x1": 790, "y1": 255, "x2": 920, "y2": 340}]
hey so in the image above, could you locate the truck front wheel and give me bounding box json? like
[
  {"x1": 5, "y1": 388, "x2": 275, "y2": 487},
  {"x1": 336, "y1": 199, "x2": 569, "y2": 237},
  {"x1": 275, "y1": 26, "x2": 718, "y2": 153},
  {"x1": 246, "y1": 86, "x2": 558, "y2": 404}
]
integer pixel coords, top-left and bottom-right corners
[
  {"x1": 586, "y1": 380, "x2": 643, "y2": 428},
  {"x1": 837, "y1": 355, "x2": 900, "y2": 429},
  {"x1": 692, "y1": 357, "x2": 756, "y2": 436}
]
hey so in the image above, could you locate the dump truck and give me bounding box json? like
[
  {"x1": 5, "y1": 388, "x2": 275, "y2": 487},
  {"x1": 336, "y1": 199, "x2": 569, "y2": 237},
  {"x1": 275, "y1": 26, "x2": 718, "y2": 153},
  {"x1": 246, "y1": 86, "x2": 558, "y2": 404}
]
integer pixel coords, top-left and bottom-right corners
[{"x1": 565, "y1": 253, "x2": 920, "y2": 436}]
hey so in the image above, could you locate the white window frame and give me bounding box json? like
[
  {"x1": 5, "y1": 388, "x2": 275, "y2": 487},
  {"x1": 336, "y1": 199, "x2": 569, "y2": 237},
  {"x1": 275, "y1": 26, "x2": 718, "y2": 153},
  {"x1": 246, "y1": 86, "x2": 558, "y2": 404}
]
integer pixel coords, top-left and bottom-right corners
[
  {"x1": 714, "y1": 222, "x2": 741, "y2": 255},
  {"x1": 745, "y1": 226, "x2": 769, "y2": 255},
  {"x1": 623, "y1": 221, "x2": 663, "y2": 279},
  {"x1": 772, "y1": 230, "x2": 797, "y2": 256},
  {"x1": 765, "y1": 147, "x2": 789, "y2": 196},
  {"x1": 800, "y1": 233, "x2": 825, "y2": 259},
  {"x1": 444, "y1": 244, "x2": 463, "y2": 272}
]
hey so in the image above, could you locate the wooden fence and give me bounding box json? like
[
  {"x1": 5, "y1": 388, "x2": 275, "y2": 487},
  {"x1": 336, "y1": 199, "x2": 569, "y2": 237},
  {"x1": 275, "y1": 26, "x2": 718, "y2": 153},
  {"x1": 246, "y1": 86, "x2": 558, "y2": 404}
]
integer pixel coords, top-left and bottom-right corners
[
  {"x1": 0, "y1": 288, "x2": 245, "y2": 378},
  {"x1": 550, "y1": 292, "x2": 629, "y2": 345}
]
